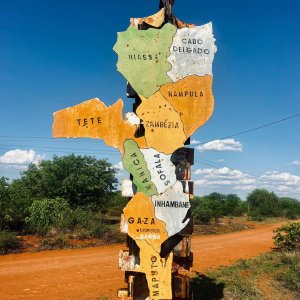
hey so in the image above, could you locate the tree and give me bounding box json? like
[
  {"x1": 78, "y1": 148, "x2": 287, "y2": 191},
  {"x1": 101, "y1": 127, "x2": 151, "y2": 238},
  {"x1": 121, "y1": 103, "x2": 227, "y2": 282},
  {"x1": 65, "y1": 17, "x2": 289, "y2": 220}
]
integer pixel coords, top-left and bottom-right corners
[
  {"x1": 193, "y1": 204, "x2": 214, "y2": 224},
  {"x1": 0, "y1": 177, "x2": 11, "y2": 229},
  {"x1": 205, "y1": 193, "x2": 226, "y2": 223},
  {"x1": 17, "y1": 155, "x2": 118, "y2": 207},
  {"x1": 224, "y1": 194, "x2": 245, "y2": 216},
  {"x1": 273, "y1": 222, "x2": 300, "y2": 251},
  {"x1": 192, "y1": 193, "x2": 225, "y2": 224},
  {"x1": 26, "y1": 198, "x2": 73, "y2": 235},
  {"x1": 278, "y1": 197, "x2": 300, "y2": 219},
  {"x1": 247, "y1": 189, "x2": 279, "y2": 217}
]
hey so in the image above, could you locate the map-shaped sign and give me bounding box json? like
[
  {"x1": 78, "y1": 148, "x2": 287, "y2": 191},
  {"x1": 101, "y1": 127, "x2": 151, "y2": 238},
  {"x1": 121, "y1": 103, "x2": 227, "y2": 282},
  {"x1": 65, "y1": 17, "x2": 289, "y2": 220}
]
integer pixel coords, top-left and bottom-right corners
[{"x1": 53, "y1": 9, "x2": 216, "y2": 300}]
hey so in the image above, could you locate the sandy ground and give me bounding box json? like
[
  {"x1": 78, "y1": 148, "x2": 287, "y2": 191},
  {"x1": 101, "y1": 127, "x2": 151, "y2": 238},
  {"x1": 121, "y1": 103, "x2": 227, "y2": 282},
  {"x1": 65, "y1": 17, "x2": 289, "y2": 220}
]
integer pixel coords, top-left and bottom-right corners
[{"x1": 0, "y1": 221, "x2": 290, "y2": 299}]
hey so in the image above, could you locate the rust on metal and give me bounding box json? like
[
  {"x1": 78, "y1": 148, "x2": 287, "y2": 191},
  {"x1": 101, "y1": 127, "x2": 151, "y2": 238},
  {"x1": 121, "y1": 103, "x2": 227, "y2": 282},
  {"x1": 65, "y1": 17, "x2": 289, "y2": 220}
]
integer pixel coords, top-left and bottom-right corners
[
  {"x1": 130, "y1": 8, "x2": 165, "y2": 28},
  {"x1": 52, "y1": 1, "x2": 216, "y2": 298}
]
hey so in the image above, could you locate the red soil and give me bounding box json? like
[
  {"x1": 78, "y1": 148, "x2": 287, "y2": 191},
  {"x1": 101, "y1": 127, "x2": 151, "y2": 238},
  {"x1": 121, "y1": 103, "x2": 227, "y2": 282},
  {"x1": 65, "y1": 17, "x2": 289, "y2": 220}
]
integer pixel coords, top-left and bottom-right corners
[{"x1": 0, "y1": 220, "x2": 291, "y2": 299}]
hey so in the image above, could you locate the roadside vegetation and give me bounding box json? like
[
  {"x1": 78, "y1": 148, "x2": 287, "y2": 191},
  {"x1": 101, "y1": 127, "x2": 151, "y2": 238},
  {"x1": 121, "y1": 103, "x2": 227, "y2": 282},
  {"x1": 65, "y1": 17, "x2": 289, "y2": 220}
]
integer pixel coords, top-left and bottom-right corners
[
  {"x1": 191, "y1": 190, "x2": 300, "y2": 237},
  {"x1": 192, "y1": 190, "x2": 300, "y2": 225},
  {"x1": 0, "y1": 154, "x2": 300, "y2": 254},
  {"x1": 191, "y1": 221, "x2": 300, "y2": 299},
  {"x1": 0, "y1": 155, "x2": 127, "y2": 253},
  {"x1": 191, "y1": 251, "x2": 300, "y2": 300}
]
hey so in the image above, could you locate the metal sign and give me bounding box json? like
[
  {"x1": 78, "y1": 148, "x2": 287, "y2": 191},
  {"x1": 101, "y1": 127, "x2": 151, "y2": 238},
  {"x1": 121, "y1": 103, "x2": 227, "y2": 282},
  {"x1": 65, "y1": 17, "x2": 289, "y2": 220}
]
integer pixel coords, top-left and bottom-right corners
[{"x1": 52, "y1": 1, "x2": 216, "y2": 299}]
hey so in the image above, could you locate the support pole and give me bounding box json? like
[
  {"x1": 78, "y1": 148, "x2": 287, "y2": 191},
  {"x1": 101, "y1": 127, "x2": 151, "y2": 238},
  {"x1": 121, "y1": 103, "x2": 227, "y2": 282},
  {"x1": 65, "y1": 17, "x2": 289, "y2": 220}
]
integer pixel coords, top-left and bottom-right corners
[{"x1": 159, "y1": 0, "x2": 175, "y2": 24}]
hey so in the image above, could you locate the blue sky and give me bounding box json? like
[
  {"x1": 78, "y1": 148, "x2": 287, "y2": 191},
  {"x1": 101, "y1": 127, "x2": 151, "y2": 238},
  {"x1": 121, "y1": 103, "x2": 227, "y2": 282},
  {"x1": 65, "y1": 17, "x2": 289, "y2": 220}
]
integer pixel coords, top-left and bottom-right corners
[{"x1": 0, "y1": 0, "x2": 299, "y2": 199}]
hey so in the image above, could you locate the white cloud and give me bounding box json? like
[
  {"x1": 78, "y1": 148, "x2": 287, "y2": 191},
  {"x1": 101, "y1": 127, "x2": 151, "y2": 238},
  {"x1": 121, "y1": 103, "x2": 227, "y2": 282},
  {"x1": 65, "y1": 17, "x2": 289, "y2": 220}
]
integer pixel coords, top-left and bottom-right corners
[
  {"x1": 194, "y1": 166, "x2": 300, "y2": 197},
  {"x1": 238, "y1": 178, "x2": 256, "y2": 184},
  {"x1": 233, "y1": 185, "x2": 256, "y2": 191},
  {"x1": 218, "y1": 159, "x2": 225, "y2": 163},
  {"x1": 0, "y1": 164, "x2": 28, "y2": 172},
  {"x1": 196, "y1": 139, "x2": 243, "y2": 152},
  {"x1": 290, "y1": 160, "x2": 300, "y2": 166},
  {"x1": 194, "y1": 179, "x2": 209, "y2": 186},
  {"x1": 194, "y1": 167, "x2": 256, "y2": 189},
  {"x1": 195, "y1": 179, "x2": 233, "y2": 186},
  {"x1": 265, "y1": 171, "x2": 276, "y2": 175},
  {"x1": 190, "y1": 139, "x2": 201, "y2": 145},
  {"x1": 276, "y1": 185, "x2": 293, "y2": 193},
  {"x1": 113, "y1": 162, "x2": 127, "y2": 188},
  {"x1": 206, "y1": 180, "x2": 234, "y2": 186},
  {"x1": 0, "y1": 149, "x2": 44, "y2": 165},
  {"x1": 260, "y1": 171, "x2": 300, "y2": 186},
  {"x1": 194, "y1": 167, "x2": 251, "y2": 180},
  {"x1": 113, "y1": 161, "x2": 124, "y2": 171}
]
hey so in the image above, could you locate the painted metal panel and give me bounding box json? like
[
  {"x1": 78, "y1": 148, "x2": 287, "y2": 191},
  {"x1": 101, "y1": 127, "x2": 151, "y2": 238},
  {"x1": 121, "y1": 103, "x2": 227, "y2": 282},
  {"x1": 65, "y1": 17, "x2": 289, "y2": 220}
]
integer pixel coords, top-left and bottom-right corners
[
  {"x1": 136, "y1": 240, "x2": 173, "y2": 300},
  {"x1": 52, "y1": 98, "x2": 147, "y2": 154},
  {"x1": 122, "y1": 140, "x2": 158, "y2": 196},
  {"x1": 140, "y1": 148, "x2": 177, "y2": 194},
  {"x1": 117, "y1": 289, "x2": 133, "y2": 300},
  {"x1": 52, "y1": 5, "x2": 217, "y2": 298},
  {"x1": 160, "y1": 75, "x2": 214, "y2": 137},
  {"x1": 123, "y1": 192, "x2": 169, "y2": 252},
  {"x1": 130, "y1": 8, "x2": 165, "y2": 28},
  {"x1": 136, "y1": 92, "x2": 187, "y2": 154},
  {"x1": 120, "y1": 214, "x2": 128, "y2": 233},
  {"x1": 167, "y1": 22, "x2": 217, "y2": 82},
  {"x1": 121, "y1": 179, "x2": 135, "y2": 198},
  {"x1": 125, "y1": 112, "x2": 141, "y2": 126},
  {"x1": 151, "y1": 181, "x2": 190, "y2": 237},
  {"x1": 119, "y1": 250, "x2": 140, "y2": 271},
  {"x1": 113, "y1": 24, "x2": 177, "y2": 98}
]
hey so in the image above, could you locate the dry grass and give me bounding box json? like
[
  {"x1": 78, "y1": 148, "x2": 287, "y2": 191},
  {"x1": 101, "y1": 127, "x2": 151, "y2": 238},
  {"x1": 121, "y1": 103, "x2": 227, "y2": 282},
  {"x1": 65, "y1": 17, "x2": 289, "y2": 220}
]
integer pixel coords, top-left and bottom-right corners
[{"x1": 191, "y1": 251, "x2": 300, "y2": 300}]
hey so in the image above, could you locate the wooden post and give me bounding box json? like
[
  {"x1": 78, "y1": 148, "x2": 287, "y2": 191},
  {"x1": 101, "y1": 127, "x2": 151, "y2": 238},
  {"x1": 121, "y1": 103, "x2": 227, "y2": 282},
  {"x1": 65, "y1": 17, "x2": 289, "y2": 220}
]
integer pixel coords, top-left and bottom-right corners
[
  {"x1": 122, "y1": 2, "x2": 195, "y2": 299},
  {"x1": 52, "y1": 1, "x2": 217, "y2": 299},
  {"x1": 160, "y1": 0, "x2": 175, "y2": 24}
]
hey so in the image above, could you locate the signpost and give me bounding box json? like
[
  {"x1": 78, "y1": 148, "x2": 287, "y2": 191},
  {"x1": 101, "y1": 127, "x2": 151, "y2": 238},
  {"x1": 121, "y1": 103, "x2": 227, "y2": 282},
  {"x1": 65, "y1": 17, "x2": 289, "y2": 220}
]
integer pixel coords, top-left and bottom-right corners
[{"x1": 52, "y1": 1, "x2": 216, "y2": 299}]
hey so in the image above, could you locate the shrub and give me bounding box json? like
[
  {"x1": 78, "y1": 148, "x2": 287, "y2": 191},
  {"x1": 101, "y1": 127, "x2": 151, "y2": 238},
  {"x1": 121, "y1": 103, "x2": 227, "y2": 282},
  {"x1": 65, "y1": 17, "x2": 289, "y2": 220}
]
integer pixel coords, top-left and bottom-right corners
[
  {"x1": 247, "y1": 189, "x2": 280, "y2": 217},
  {"x1": 194, "y1": 206, "x2": 213, "y2": 224},
  {"x1": 273, "y1": 222, "x2": 300, "y2": 251},
  {"x1": 72, "y1": 208, "x2": 105, "y2": 237},
  {"x1": 40, "y1": 234, "x2": 69, "y2": 250},
  {"x1": 202, "y1": 251, "x2": 300, "y2": 299},
  {"x1": 100, "y1": 225, "x2": 125, "y2": 243},
  {"x1": 102, "y1": 192, "x2": 129, "y2": 217},
  {"x1": 72, "y1": 208, "x2": 125, "y2": 243},
  {"x1": 247, "y1": 210, "x2": 264, "y2": 221},
  {"x1": 275, "y1": 252, "x2": 300, "y2": 292},
  {"x1": 26, "y1": 198, "x2": 73, "y2": 236},
  {"x1": 0, "y1": 230, "x2": 21, "y2": 254}
]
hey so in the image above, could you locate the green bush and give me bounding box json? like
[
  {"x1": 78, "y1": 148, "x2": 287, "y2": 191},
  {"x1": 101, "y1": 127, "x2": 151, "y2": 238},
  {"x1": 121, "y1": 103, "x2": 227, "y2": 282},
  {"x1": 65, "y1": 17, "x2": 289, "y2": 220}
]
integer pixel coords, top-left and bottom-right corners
[
  {"x1": 247, "y1": 189, "x2": 300, "y2": 219},
  {"x1": 18, "y1": 155, "x2": 117, "y2": 207},
  {"x1": 26, "y1": 198, "x2": 73, "y2": 236},
  {"x1": 202, "y1": 251, "x2": 300, "y2": 299},
  {"x1": 72, "y1": 208, "x2": 124, "y2": 242},
  {"x1": 0, "y1": 231, "x2": 21, "y2": 254},
  {"x1": 40, "y1": 234, "x2": 69, "y2": 250},
  {"x1": 194, "y1": 206, "x2": 213, "y2": 224},
  {"x1": 102, "y1": 192, "x2": 129, "y2": 217},
  {"x1": 192, "y1": 193, "x2": 246, "y2": 225},
  {"x1": 247, "y1": 210, "x2": 264, "y2": 221},
  {"x1": 72, "y1": 208, "x2": 106, "y2": 237},
  {"x1": 100, "y1": 226, "x2": 126, "y2": 243},
  {"x1": 72, "y1": 207, "x2": 99, "y2": 227},
  {"x1": 276, "y1": 252, "x2": 300, "y2": 292},
  {"x1": 273, "y1": 222, "x2": 300, "y2": 251}
]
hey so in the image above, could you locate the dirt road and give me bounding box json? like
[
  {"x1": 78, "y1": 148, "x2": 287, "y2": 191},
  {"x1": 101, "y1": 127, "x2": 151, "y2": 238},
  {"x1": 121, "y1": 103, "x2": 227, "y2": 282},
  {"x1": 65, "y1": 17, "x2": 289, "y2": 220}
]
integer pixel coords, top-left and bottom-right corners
[{"x1": 0, "y1": 221, "x2": 288, "y2": 299}]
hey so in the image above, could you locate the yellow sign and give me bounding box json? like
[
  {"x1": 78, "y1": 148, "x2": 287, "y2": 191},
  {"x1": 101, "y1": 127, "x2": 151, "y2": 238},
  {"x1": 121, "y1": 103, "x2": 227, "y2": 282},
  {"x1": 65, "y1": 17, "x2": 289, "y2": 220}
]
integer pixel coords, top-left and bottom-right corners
[{"x1": 52, "y1": 6, "x2": 217, "y2": 299}]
